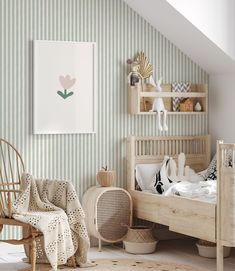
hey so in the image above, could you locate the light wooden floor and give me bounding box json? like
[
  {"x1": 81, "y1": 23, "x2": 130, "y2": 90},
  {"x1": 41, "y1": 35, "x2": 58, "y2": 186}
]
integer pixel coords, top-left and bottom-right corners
[{"x1": 0, "y1": 239, "x2": 235, "y2": 270}]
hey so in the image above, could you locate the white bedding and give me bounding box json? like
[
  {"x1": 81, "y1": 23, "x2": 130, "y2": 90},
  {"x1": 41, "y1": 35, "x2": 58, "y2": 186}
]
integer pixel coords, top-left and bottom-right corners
[
  {"x1": 136, "y1": 162, "x2": 217, "y2": 203},
  {"x1": 141, "y1": 180, "x2": 216, "y2": 203},
  {"x1": 164, "y1": 180, "x2": 216, "y2": 202}
]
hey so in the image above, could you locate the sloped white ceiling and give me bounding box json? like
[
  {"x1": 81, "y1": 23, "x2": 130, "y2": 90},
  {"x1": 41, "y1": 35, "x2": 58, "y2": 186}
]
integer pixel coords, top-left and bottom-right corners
[
  {"x1": 167, "y1": 0, "x2": 235, "y2": 62},
  {"x1": 124, "y1": 0, "x2": 235, "y2": 74}
]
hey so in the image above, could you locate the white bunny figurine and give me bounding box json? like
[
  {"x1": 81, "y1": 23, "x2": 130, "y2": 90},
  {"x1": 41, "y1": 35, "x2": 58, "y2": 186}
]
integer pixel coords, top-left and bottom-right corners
[{"x1": 149, "y1": 76, "x2": 168, "y2": 131}]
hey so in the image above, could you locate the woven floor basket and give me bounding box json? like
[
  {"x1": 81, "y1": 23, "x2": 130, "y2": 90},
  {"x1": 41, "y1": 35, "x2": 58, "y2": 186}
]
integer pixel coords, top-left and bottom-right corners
[
  {"x1": 123, "y1": 226, "x2": 158, "y2": 254},
  {"x1": 124, "y1": 226, "x2": 155, "y2": 242}
]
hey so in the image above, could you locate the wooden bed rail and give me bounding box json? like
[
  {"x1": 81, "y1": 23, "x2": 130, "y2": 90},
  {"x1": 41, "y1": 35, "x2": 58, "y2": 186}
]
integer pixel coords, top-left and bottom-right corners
[{"x1": 127, "y1": 135, "x2": 211, "y2": 191}]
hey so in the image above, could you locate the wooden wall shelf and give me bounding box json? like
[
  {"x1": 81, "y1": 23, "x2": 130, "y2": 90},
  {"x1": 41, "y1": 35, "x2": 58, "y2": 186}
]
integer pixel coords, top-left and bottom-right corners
[{"x1": 128, "y1": 84, "x2": 208, "y2": 115}]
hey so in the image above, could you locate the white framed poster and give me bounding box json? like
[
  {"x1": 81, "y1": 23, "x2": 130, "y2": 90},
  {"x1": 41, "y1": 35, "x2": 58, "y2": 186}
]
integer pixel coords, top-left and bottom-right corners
[{"x1": 34, "y1": 40, "x2": 96, "y2": 134}]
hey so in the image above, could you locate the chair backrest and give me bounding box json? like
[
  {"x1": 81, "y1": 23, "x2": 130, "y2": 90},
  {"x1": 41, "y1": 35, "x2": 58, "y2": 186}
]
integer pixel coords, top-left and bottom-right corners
[{"x1": 0, "y1": 139, "x2": 25, "y2": 218}]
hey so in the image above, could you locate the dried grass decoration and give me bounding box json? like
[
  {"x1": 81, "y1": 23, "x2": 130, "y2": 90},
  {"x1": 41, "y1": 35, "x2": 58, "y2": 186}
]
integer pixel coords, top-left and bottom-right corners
[
  {"x1": 135, "y1": 52, "x2": 153, "y2": 79},
  {"x1": 134, "y1": 52, "x2": 154, "y2": 113}
]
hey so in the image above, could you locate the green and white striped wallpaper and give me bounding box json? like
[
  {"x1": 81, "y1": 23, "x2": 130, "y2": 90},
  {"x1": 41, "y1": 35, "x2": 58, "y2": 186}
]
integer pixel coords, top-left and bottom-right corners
[{"x1": 0, "y1": 0, "x2": 208, "y2": 238}]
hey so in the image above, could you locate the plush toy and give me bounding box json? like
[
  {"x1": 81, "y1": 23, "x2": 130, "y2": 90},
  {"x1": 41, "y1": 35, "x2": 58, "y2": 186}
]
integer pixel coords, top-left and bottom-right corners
[
  {"x1": 149, "y1": 76, "x2": 168, "y2": 131},
  {"x1": 126, "y1": 60, "x2": 143, "y2": 86},
  {"x1": 169, "y1": 153, "x2": 190, "y2": 183}
]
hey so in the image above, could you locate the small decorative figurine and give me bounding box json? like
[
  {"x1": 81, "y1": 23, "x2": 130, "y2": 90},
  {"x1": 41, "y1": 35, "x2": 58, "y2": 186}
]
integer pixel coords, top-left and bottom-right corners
[
  {"x1": 127, "y1": 53, "x2": 153, "y2": 111},
  {"x1": 127, "y1": 60, "x2": 143, "y2": 86},
  {"x1": 195, "y1": 102, "x2": 202, "y2": 112},
  {"x1": 127, "y1": 52, "x2": 153, "y2": 86},
  {"x1": 149, "y1": 76, "x2": 168, "y2": 132},
  {"x1": 96, "y1": 166, "x2": 116, "y2": 187},
  {"x1": 180, "y1": 98, "x2": 193, "y2": 112}
]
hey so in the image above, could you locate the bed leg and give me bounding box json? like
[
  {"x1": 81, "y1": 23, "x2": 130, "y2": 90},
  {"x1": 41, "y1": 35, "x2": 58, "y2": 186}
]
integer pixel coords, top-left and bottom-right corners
[{"x1": 216, "y1": 243, "x2": 223, "y2": 271}]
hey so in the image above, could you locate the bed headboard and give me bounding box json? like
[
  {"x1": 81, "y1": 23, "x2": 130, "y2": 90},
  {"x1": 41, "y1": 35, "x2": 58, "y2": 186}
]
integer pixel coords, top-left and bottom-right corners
[{"x1": 126, "y1": 135, "x2": 211, "y2": 191}]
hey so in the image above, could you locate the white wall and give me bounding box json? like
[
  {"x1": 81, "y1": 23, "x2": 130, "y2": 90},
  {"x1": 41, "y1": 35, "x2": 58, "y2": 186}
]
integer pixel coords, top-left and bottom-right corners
[
  {"x1": 209, "y1": 74, "x2": 235, "y2": 153},
  {"x1": 167, "y1": 0, "x2": 235, "y2": 61}
]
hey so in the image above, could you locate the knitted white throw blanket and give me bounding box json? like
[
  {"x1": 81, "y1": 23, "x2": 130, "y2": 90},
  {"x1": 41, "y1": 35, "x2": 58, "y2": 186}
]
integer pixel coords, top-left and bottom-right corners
[{"x1": 12, "y1": 173, "x2": 90, "y2": 271}]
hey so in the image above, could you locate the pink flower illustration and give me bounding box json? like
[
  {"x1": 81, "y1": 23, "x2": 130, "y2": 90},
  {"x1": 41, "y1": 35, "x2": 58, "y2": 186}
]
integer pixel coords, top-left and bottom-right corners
[
  {"x1": 59, "y1": 75, "x2": 76, "y2": 89},
  {"x1": 57, "y1": 75, "x2": 76, "y2": 99}
]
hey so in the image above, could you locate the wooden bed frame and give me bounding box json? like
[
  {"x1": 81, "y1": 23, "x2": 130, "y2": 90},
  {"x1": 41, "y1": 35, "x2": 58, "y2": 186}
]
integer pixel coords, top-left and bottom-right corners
[{"x1": 126, "y1": 135, "x2": 235, "y2": 271}]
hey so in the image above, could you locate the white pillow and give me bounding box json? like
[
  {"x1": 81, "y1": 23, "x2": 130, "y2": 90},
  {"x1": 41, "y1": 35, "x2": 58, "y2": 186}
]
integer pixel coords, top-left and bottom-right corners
[{"x1": 135, "y1": 163, "x2": 162, "y2": 191}]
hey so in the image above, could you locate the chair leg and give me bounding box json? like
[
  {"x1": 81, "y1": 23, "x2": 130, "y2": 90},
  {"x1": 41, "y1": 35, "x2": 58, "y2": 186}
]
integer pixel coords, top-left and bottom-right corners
[
  {"x1": 25, "y1": 226, "x2": 32, "y2": 264},
  {"x1": 28, "y1": 243, "x2": 32, "y2": 264},
  {"x1": 31, "y1": 235, "x2": 36, "y2": 271}
]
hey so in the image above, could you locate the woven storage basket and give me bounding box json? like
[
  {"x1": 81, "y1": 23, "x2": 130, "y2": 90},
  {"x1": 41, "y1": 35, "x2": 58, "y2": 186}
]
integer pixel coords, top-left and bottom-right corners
[
  {"x1": 82, "y1": 186, "x2": 132, "y2": 245},
  {"x1": 123, "y1": 226, "x2": 158, "y2": 254},
  {"x1": 196, "y1": 240, "x2": 231, "y2": 258}
]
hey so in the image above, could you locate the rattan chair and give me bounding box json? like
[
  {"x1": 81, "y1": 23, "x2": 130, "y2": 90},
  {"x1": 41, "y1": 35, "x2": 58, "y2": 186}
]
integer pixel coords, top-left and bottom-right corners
[
  {"x1": 0, "y1": 138, "x2": 40, "y2": 271},
  {"x1": 0, "y1": 139, "x2": 78, "y2": 270}
]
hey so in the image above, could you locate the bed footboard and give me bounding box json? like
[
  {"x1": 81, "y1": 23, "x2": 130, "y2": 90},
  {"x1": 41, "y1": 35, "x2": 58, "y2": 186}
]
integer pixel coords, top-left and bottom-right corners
[
  {"x1": 217, "y1": 142, "x2": 235, "y2": 247},
  {"x1": 216, "y1": 141, "x2": 235, "y2": 271}
]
